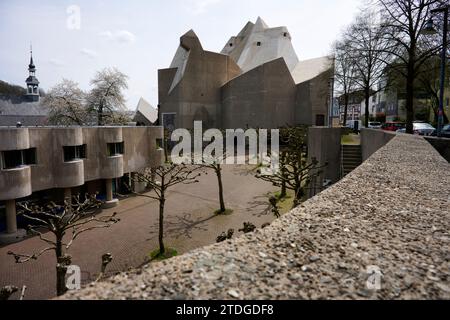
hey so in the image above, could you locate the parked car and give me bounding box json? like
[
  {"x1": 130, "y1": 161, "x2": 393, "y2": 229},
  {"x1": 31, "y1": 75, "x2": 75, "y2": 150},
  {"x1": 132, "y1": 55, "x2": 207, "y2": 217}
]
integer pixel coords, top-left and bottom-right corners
[
  {"x1": 396, "y1": 122, "x2": 436, "y2": 136},
  {"x1": 382, "y1": 122, "x2": 406, "y2": 132},
  {"x1": 431, "y1": 124, "x2": 450, "y2": 138},
  {"x1": 368, "y1": 122, "x2": 382, "y2": 129}
]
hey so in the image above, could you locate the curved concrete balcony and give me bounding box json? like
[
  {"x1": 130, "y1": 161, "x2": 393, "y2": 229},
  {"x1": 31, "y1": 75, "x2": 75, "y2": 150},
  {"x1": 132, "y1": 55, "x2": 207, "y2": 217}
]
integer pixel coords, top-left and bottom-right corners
[
  {"x1": 101, "y1": 155, "x2": 124, "y2": 179},
  {"x1": 0, "y1": 166, "x2": 32, "y2": 200},
  {"x1": 54, "y1": 160, "x2": 85, "y2": 188},
  {"x1": 0, "y1": 128, "x2": 30, "y2": 151}
]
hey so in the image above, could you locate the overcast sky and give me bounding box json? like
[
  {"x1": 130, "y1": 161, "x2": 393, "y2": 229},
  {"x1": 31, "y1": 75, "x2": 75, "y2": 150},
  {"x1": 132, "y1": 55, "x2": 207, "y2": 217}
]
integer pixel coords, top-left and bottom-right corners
[{"x1": 0, "y1": 0, "x2": 363, "y2": 109}]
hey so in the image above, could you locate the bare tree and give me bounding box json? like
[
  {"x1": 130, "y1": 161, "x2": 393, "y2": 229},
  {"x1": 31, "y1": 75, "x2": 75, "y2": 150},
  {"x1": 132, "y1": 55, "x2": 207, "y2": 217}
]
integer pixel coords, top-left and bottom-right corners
[
  {"x1": 43, "y1": 79, "x2": 89, "y2": 126},
  {"x1": 334, "y1": 39, "x2": 358, "y2": 127},
  {"x1": 87, "y1": 68, "x2": 129, "y2": 126},
  {"x1": 197, "y1": 151, "x2": 229, "y2": 214},
  {"x1": 7, "y1": 195, "x2": 119, "y2": 296},
  {"x1": 127, "y1": 164, "x2": 201, "y2": 257},
  {"x1": 376, "y1": 0, "x2": 446, "y2": 133},
  {"x1": 256, "y1": 127, "x2": 327, "y2": 208},
  {"x1": 345, "y1": 10, "x2": 391, "y2": 127}
]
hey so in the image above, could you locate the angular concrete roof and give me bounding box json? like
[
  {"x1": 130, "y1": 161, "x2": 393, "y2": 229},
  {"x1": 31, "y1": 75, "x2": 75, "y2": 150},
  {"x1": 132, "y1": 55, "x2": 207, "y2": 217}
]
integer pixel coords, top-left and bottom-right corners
[
  {"x1": 133, "y1": 97, "x2": 157, "y2": 124},
  {"x1": 221, "y1": 17, "x2": 299, "y2": 73},
  {"x1": 291, "y1": 56, "x2": 334, "y2": 84}
]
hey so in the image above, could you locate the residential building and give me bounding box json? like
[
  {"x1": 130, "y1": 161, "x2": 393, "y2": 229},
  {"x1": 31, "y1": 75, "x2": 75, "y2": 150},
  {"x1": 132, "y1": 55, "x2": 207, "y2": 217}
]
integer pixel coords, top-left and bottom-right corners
[{"x1": 0, "y1": 126, "x2": 163, "y2": 243}]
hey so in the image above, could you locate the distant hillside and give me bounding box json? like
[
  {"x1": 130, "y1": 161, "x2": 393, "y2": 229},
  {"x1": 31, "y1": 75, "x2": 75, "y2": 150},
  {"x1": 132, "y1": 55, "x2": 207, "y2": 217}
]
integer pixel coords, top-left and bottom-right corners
[{"x1": 0, "y1": 80, "x2": 26, "y2": 96}]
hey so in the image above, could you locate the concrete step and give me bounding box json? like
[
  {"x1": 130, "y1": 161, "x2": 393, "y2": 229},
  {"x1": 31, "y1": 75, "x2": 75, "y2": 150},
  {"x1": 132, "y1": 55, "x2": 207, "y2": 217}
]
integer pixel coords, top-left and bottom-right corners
[
  {"x1": 343, "y1": 154, "x2": 362, "y2": 159},
  {"x1": 342, "y1": 146, "x2": 362, "y2": 151}
]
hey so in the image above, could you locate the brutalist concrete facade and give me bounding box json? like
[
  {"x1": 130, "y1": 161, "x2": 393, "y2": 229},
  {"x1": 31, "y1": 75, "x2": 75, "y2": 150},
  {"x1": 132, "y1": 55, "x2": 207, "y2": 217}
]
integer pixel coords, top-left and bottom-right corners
[
  {"x1": 0, "y1": 126, "x2": 163, "y2": 243},
  {"x1": 159, "y1": 18, "x2": 334, "y2": 130}
]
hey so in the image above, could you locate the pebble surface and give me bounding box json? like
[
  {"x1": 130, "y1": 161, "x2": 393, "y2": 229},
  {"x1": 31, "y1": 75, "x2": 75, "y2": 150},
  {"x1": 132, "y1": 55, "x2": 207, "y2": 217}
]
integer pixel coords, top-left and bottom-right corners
[{"x1": 63, "y1": 135, "x2": 450, "y2": 300}]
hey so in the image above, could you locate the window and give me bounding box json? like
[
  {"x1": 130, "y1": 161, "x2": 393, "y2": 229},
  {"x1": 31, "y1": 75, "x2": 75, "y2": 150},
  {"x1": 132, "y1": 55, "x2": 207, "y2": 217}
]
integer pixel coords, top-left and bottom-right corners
[
  {"x1": 107, "y1": 142, "x2": 124, "y2": 157},
  {"x1": 156, "y1": 139, "x2": 163, "y2": 149},
  {"x1": 1, "y1": 148, "x2": 37, "y2": 169},
  {"x1": 24, "y1": 148, "x2": 37, "y2": 165},
  {"x1": 229, "y1": 43, "x2": 233, "y2": 47},
  {"x1": 316, "y1": 115, "x2": 325, "y2": 126},
  {"x1": 256, "y1": 41, "x2": 262, "y2": 46},
  {"x1": 283, "y1": 32, "x2": 288, "y2": 37},
  {"x1": 63, "y1": 145, "x2": 86, "y2": 162}
]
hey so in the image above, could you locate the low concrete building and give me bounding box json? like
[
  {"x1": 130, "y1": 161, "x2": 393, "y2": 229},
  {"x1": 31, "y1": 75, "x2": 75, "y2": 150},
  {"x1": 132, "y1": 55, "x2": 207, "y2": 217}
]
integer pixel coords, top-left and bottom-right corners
[
  {"x1": 159, "y1": 18, "x2": 334, "y2": 130},
  {"x1": 0, "y1": 126, "x2": 163, "y2": 243}
]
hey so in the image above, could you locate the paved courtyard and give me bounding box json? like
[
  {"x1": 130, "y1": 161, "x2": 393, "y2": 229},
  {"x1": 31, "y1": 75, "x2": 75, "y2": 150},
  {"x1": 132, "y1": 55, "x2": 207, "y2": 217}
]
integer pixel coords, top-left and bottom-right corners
[{"x1": 0, "y1": 165, "x2": 279, "y2": 300}]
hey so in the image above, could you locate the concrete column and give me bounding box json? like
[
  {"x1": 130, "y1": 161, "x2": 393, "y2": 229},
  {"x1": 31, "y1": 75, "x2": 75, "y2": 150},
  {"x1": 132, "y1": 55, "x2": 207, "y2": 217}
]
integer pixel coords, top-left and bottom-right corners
[
  {"x1": 105, "y1": 179, "x2": 113, "y2": 202},
  {"x1": 102, "y1": 178, "x2": 119, "y2": 209},
  {"x1": 6, "y1": 199, "x2": 17, "y2": 234}
]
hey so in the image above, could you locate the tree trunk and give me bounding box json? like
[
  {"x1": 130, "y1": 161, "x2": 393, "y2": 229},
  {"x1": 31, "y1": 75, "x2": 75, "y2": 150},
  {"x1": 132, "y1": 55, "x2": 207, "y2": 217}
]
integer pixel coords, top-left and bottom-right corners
[
  {"x1": 158, "y1": 197, "x2": 166, "y2": 255},
  {"x1": 98, "y1": 103, "x2": 104, "y2": 126},
  {"x1": 343, "y1": 94, "x2": 349, "y2": 127},
  {"x1": 364, "y1": 88, "x2": 370, "y2": 128},
  {"x1": 405, "y1": 67, "x2": 415, "y2": 134},
  {"x1": 280, "y1": 152, "x2": 287, "y2": 199},
  {"x1": 55, "y1": 238, "x2": 67, "y2": 297},
  {"x1": 216, "y1": 165, "x2": 226, "y2": 213}
]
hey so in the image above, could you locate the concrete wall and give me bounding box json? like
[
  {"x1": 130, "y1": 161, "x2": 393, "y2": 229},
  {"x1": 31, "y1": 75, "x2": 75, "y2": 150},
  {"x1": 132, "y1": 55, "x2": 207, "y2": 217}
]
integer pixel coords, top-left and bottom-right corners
[
  {"x1": 361, "y1": 129, "x2": 396, "y2": 162},
  {"x1": 0, "y1": 126, "x2": 164, "y2": 201},
  {"x1": 307, "y1": 127, "x2": 342, "y2": 197},
  {"x1": 424, "y1": 136, "x2": 450, "y2": 163},
  {"x1": 295, "y1": 69, "x2": 333, "y2": 126},
  {"x1": 221, "y1": 58, "x2": 296, "y2": 129}
]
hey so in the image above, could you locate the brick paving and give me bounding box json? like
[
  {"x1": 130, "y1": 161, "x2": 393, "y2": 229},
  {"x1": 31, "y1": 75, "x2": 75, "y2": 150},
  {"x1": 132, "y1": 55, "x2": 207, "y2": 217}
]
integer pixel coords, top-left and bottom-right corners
[{"x1": 0, "y1": 165, "x2": 278, "y2": 300}]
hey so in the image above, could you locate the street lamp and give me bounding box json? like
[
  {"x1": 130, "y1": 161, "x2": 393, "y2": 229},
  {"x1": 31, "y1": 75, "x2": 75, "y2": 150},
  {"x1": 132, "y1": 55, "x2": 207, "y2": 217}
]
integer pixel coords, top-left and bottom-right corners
[
  {"x1": 422, "y1": 5, "x2": 449, "y2": 137},
  {"x1": 329, "y1": 77, "x2": 335, "y2": 128}
]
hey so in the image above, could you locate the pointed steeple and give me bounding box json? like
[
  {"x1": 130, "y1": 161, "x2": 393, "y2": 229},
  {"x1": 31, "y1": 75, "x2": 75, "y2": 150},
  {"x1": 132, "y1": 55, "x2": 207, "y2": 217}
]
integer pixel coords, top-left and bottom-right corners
[
  {"x1": 25, "y1": 44, "x2": 40, "y2": 101},
  {"x1": 29, "y1": 44, "x2": 35, "y2": 69}
]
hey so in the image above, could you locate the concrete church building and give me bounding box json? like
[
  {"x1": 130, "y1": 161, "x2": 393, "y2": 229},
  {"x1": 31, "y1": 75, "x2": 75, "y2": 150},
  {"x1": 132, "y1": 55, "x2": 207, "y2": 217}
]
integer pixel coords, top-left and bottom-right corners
[{"x1": 158, "y1": 18, "x2": 334, "y2": 130}]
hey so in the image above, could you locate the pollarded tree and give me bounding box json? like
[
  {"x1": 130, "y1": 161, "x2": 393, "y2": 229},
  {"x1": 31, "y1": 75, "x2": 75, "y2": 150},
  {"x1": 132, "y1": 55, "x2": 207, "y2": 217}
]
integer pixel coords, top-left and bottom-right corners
[
  {"x1": 7, "y1": 194, "x2": 119, "y2": 296},
  {"x1": 256, "y1": 127, "x2": 327, "y2": 208},
  {"x1": 87, "y1": 67, "x2": 129, "y2": 126},
  {"x1": 43, "y1": 79, "x2": 89, "y2": 126},
  {"x1": 196, "y1": 149, "x2": 230, "y2": 214},
  {"x1": 128, "y1": 164, "x2": 201, "y2": 257}
]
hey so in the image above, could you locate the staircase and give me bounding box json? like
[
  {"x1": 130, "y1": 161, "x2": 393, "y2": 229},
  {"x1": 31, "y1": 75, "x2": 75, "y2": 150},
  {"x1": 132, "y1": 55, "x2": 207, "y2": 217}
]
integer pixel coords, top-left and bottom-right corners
[{"x1": 342, "y1": 145, "x2": 362, "y2": 177}]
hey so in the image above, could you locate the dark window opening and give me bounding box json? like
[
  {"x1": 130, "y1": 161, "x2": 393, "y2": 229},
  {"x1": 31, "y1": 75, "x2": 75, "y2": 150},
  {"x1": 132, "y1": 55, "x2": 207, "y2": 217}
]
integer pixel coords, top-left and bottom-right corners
[
  {"x1": 229, "y1": 43, "x2": 233, "y2": 47},
  {"x1": 107, "y1": 142, "x2": 124, "y2": 157},
  {"x1": 256, "y1": 41, "x2": 262, "y2": 46},
  {"x1": 63, "y1": 145, "x2": 87, "y2": 162},
  {"x1": 24, "y1": 148, "x2": 37, "y2": 165},
  {"x1": 283, "y1": 32, "x2": 288, "y2": 37},
  {"x1": 315, "y1": 114, "x2": 325, "y2": 126},
  {"x1": 2, "y1": 148, "x2": 37, "y2": 169},
  {"x1": 156, "y1": 139, "x2": 163, "y2": 149}
]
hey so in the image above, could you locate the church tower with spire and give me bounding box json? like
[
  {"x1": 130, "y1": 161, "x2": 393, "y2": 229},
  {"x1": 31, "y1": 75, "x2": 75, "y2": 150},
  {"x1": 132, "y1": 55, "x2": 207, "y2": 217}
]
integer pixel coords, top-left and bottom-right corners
[{"x1": 25, "y1": 46, "x2": 40, "y2": 102}]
